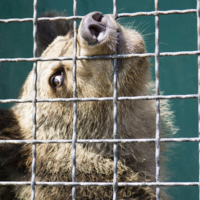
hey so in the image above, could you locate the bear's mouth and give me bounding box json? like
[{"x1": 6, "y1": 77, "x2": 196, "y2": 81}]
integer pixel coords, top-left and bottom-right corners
[
  {"x1": 80, "y1": 12, "x2": 119, "y2": 49},
  {"x1": 89, "y1": 23, "x2": 106, "y2": 43}
]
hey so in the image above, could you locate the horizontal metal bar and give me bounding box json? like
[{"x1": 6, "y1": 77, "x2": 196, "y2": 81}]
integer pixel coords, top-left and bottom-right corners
[
  {"x1": 0, "y1": 51, "x2": 199, "y2": 63},
  {"x1": 0, "y1": 9, "x2": 196, "y2": 23},
  {"x1": 0, "y1": 18, "x2": 33, "y2": 23},
  {"x1": 0, "y1": 94, "x2": 198, "y2": 104},
  {"x1": 118, "y1": 9, "x2": 197, "y2": 17},
  {"x1": 118, "y1": 94, "x2": 198, "y2": 100},
  {"x1": 0, "y1": 16, "x2": 83, "y2": 23},
  {"x1": 0, "y1": 181, "x2": 198, "y2": 187},
  {"x1": 0, "y1": 53, "x2": 153, "y2": 63},
  {"x1": 1, "y1": 137, "x2": 200, "y2": 144}
]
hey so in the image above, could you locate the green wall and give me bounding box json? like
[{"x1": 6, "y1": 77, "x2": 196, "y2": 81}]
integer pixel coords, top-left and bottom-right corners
[{"x1": 0, "y1": 0, "x2": 198, "y2": 199}]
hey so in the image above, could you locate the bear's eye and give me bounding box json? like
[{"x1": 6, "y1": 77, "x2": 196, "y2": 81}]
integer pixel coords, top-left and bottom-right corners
[{"x1": 50, "y1": 71, "x2": 64, "y2": 88}]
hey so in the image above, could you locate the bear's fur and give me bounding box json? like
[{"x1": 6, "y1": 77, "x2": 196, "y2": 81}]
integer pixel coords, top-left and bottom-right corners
[{"x1": 0, "y1": 12, "x2": 176, "y2": 199}]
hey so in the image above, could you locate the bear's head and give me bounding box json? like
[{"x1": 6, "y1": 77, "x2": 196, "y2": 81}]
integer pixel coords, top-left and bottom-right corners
[{"x1": 12, "y1": 11, "x2": 153, "y2": 148}]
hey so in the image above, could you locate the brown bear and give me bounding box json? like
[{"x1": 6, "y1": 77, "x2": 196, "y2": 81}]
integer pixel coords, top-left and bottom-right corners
[{"x1": 0, "y1": 11, "x2": 176, "y2": 199}]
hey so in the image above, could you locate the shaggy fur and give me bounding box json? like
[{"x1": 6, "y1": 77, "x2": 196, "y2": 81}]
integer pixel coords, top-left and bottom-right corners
[{"x1": 0, "y1": 12, "x2": 176, "y2": 199}]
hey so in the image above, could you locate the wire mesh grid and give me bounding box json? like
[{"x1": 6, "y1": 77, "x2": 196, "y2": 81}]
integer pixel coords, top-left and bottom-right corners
[{"x1": 0, "y1": 0, "x2": 199, "y2": 200}]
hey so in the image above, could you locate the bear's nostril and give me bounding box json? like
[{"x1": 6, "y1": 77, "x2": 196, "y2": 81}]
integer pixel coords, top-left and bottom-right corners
[{"x1": 92, "y1": 12, "x2": 103, "y2": 22}]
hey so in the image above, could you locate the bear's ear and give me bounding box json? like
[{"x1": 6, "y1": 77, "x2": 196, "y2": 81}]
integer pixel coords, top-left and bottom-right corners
[{"x1": 37, "y1": 11, "x2": 73, "y2": 56}]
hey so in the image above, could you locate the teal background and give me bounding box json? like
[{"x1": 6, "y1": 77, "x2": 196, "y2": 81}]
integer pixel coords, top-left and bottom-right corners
[{"x1": 0, "y1": 0, "x2": 198, "y2": 199}]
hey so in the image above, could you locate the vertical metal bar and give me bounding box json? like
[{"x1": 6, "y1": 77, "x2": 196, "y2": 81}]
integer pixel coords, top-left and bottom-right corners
[
  {"x1": 155, "y1": 0, "x2": 160, "y2": 200},
  {"x1": 197, "y1": 1, "x2": 200, "y2": 200},
  {"x1": 113, "y1": 0, "x2": 117, "y2": 19},
  {"x1": 72, "y1": 0, "x2": 78, "y2": 199},
  {"x1": 113, "y1": 1, "x2": 118, "y2": 200},
  {"x1": 31, "y1": 0, "x2": 38, "y2": 200}
]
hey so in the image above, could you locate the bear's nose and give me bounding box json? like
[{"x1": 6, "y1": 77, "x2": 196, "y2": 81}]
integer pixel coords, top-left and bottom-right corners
[{"x1": 80, "y1": 12, "x2": 107, "y2": 45}]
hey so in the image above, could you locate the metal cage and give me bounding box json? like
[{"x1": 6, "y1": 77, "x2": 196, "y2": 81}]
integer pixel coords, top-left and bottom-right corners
[{"x1": 0, "y1": 0, "x2": 199, "y2": 200}]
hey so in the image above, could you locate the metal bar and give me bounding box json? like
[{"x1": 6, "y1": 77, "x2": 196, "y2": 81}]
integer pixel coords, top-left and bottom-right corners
[
  {"x1": 3, "y1": 137, "x2": 200, "y2": 144},
  {"x1": 118, "y1": 9, "x2": 197, "y2": 17},
  {"x1": 155, "y1": 0, "x2": 160, "y2": 199},
  {"x1": 113, "y1": 1, "x2": 118, "y2": 199},
  {"x1": 197, "y1": 1, "x2": 200, "y2": 200},
  {"x1": 0, "y1": 94, "x2": 198, "y2": 104},
  {"x1": 72, "y1": 0, "x2": 78, "y2": 199},
  {"x1": 31, "y1": 0, "x2": 38, "y2": 200},
  {"x1": 0, "y1": 50, "x2": 200, "y2": 63},
  {"x1": 0, "y1": 16, "x2": 83, "y2": 23},
  {"x1": 0, "y1": 9, "x2": 196, "y2": 23},
  {"x1": 0, "y1": 181, "x2": 199, "y2": 187}
]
